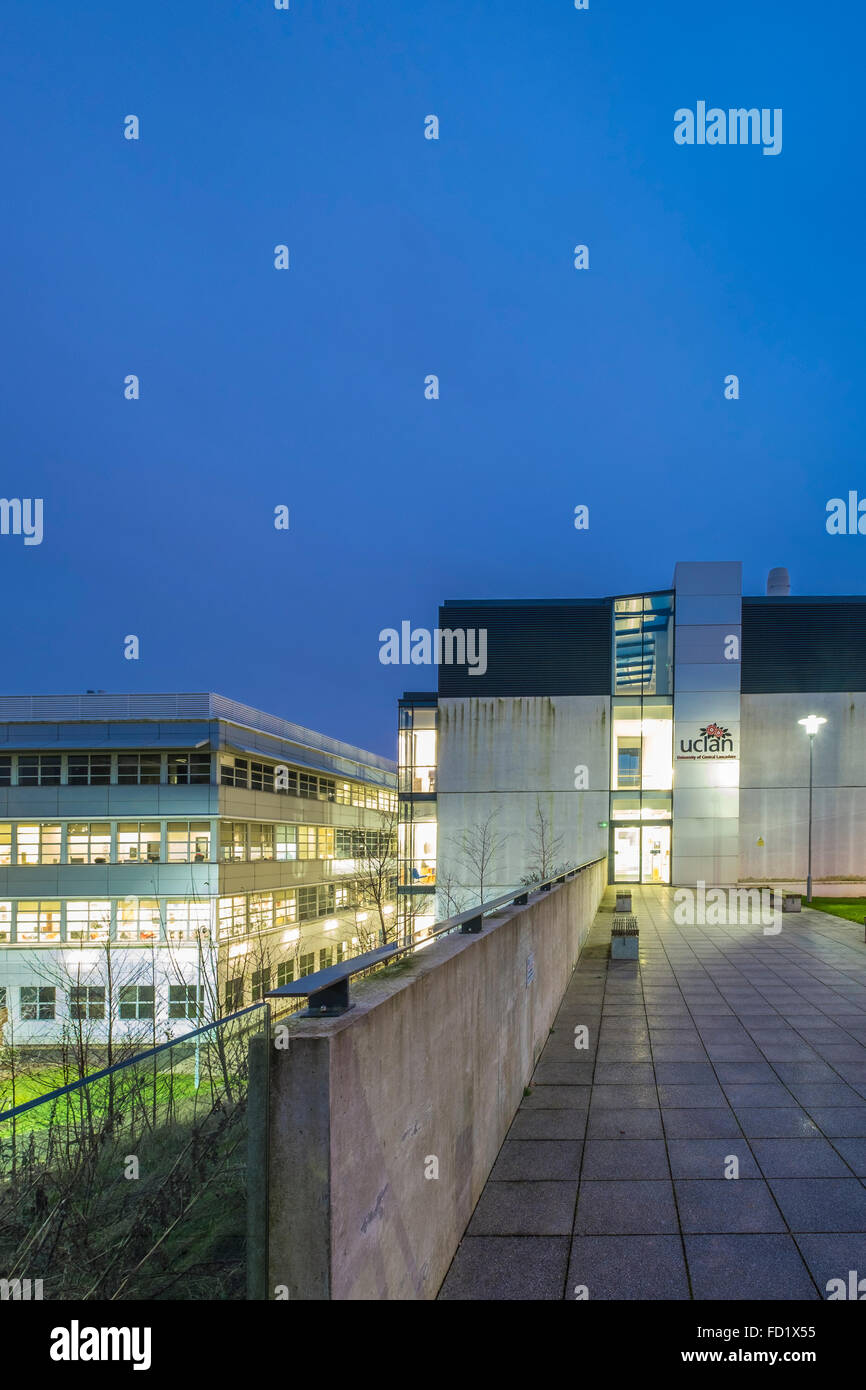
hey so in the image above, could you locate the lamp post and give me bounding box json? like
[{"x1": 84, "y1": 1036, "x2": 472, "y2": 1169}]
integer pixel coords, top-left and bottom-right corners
[{"x1": 797, "y1": 716, "x2": 826, "y2": 902}]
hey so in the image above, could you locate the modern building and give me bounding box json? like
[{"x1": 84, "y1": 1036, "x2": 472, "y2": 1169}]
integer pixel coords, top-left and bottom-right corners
[
  {"x1": 397, "y1": 561, "x2": 866, "y2": 919},
  {"x1": 0, "y1": 693, "x2": 396, "y2": 1046}
]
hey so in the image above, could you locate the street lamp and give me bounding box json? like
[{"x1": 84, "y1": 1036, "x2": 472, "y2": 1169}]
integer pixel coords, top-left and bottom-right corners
[{"x1": 797, "y1": 716, "x2": 827, "y2": 902}]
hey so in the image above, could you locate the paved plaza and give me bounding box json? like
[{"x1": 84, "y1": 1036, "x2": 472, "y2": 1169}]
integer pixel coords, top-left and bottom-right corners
[{"x1": 440, "y1": 886, "x2": 866, "y2": 1300}]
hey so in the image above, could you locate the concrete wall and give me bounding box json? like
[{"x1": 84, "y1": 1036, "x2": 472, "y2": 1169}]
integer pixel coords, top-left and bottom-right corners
[
  {"x1": 436, "y1": 696, "x2": 610, "y2": 901},
  {"x1": 267, "y1": 858, "x2": 607, "y2": 1300},
  {"x1": 739, "y1": 692, "x2": 866, "y2": 890}
]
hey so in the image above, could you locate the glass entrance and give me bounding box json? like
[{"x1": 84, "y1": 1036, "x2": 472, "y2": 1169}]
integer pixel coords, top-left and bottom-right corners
[
  {"x1": 641, "y1": 825, "x2": 671, "y2": 884},
  {"x1": 613, "y1": 826, "x2": 640, "y2": 882},
  {"x1": 612, "y1": 823, "x2": 671, "y2": 883}
]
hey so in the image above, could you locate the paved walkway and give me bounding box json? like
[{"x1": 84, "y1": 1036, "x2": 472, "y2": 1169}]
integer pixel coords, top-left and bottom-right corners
[{"x1": 439, "y1": 887, "x2": 866, "y2": 1300}]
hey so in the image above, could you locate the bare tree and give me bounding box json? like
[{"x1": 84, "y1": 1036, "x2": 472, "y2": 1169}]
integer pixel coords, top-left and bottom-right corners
[
  {"x1": 457, "y1": 810, "x2": 509, "y2": 905},
  {"x1": 520, "y1": 797, "x2": 568, "y2": 886}
]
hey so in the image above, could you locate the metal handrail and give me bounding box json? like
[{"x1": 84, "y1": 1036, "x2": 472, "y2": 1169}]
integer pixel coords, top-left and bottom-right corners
[
  {"x1": 0, "y1": 1000, "x2": 270, "y2": 1123},
  {"x1": 0, "y1": 855, "x2": 606, "y2": 1120},
  {"x1": 394, "y1": 854, "x2": 606, "y2": 957}
]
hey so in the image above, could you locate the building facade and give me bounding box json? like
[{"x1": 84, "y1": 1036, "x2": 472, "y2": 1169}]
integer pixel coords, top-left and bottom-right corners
[
  {"x1": 0, "y1": 693, "x2": 396, "y2": 1046},
  {"x1": 397, "y1": 561, "x2": 866, "y2": 919}
]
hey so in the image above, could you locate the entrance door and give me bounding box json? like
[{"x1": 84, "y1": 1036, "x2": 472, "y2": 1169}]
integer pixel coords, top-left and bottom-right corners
[
  {"x1": 641, "y1": 825, "x2": 671, "y2": 884},
  {"x1": 613, "y1": 825, "x2": 640, "y2": 882}
]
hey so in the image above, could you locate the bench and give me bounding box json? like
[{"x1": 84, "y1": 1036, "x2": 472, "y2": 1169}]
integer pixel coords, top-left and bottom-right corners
[
  {"x1": 265, "y1": 943, "x2": 399, "y2": 1017},
  {"x1": 611, "y1": 914, "x2": 639, "y2": 960}
]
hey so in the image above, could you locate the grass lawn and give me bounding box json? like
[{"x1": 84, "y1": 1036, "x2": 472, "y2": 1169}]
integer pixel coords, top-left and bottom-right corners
[{"x1": 809, "y1": 897, "x2": 866, "y2": 927}]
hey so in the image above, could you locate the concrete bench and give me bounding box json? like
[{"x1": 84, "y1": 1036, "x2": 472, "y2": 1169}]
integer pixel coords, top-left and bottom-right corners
[
  {"x1": 615, "y1": 891, "x2": 633, "y2": 913},
  {"x1": 611, "y1": 914, "x2": 639, "y2": 959}
]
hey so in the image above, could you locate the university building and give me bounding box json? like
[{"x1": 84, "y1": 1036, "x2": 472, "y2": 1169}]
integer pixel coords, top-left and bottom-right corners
[
  {"x1": 397, "y1": 561, "x2": 866, "y2": 924},
  {"x1": 0, "y1": 693, "x2": 396, "y2": 1045}
]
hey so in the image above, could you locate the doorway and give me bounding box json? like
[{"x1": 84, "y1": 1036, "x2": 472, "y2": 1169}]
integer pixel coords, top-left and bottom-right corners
[{"x1": 612, "y1": 823, "x2": 671, "y2": 884}]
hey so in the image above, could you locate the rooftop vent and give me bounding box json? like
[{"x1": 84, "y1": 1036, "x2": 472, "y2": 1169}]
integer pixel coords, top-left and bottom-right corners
[{"x1": 766, "y1": 567, "x2": 791, "y2": 596}]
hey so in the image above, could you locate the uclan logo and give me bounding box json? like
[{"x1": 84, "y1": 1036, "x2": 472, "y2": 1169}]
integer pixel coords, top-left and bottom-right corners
[{"x1": 680, "y1": 722, "x2": 734, "y2": 753}]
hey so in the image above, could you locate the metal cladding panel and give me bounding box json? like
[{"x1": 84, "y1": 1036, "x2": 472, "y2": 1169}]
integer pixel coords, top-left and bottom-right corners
[
  {"x1": 437, "y1": 602, "x2": 612, "y2": 696},
  {"x1": 742, "y1": 598, "x2": 866, "y2": 693}
]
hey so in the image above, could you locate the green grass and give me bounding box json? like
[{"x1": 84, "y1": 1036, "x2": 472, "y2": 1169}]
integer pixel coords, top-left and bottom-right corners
[{"x1": 809, "y1": 897, "x2": 866, "y2": 927}]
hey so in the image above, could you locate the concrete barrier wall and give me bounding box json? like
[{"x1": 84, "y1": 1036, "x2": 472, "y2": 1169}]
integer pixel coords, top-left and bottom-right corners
[{"x1": 267, "y1": 858, "x2": 607, "y2": 1300}]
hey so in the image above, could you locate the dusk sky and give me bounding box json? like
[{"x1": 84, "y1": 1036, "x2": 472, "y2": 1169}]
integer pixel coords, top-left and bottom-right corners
[{"x1": 1, "y1": 1, "x2": 863, "y2": 757}]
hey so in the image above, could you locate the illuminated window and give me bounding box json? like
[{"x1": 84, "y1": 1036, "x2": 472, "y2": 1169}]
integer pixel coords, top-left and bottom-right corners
[
  {"x1": 66, "y1": 901, "x2": 110, "y2": 942},
  {"x1": 275, "y1": 825, "x2": 297, "y2": 860},
  {"x1": 117, "y1": 822, "x2": 162, "y2": 864},
  {"x1": 16, "y1": 900, "x2": 61, "y2": 943},
  {"x1": 67, "y1": 823, "x2": 111, "y2": 864},
  {"x1": 218, "y1": 895, "x2": 247, "y2": 939},
  {"x1": 248, "y1": 823, "x2": 275, "y2": 861},
  {"x1": 167, "y1": 822, "x2": 211, "y2": 862},
  {"x1": 220, "y1": 821, "x2": 246, "y2": 861},
  {"x1": 274, "y1": 892, "x2": 297, "y2": 928},
  {"x1": 248, "y1": 892, "x2": 274, "y2": 932},
  {"x1": 116, "y1": 898, "x2": 160, "y2": 942},
  {"x1": 14, "y1": 824, "x2": 61, "y2": 865},
  {"x1": 0, "y1": 902, "x2": 10, "y2": 941}
]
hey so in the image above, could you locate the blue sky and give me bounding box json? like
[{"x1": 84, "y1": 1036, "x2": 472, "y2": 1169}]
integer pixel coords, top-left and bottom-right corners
[{"x1": 0, "y1": 1, "x2": 863, "y2": 755}]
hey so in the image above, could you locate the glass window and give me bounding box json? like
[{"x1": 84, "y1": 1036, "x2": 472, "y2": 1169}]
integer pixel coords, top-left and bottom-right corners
[
  {"x1": 69, "y1": 986, "x2": 105, "y2": 1020},
  {"x1": 0, "y1": 757, "x2": 11, "y2": 786},
  {"x1": 169, "y1": 984, "x2": 202, "y2": 1019},
  {"x1": 66, "y1": 900, "x2": 110, "y2": 942},
  {"x1": 116, "y1": 898, "x2": 160, "y2": 942},
  {"x1": 276, "y1": 959, "x2": 295, "y2": 987},
  {"x1": 398, "y1": 819, "x2": 437, "y2": 886},
  {"x1": 67, "y1": 754, "x2": 111, "y2": 785},
  {"x1": 117, "y1": 822, "x2": 161, "y2": 863},
  {"x1": 613, "y1": 593, "x2": 674, "y2": 696},
  {"x1": 274, "y1": 891, "x2": 297, "y2": 928},
  {"x1": 250, "y1": 761, "x2": 275, "y2": 792},
  {"x1": 220, "y1": 757, "x2": 248, "y2": 789},
  {"x1": 117, "y1": 753, "x2": 161, "y2": 785},
  {"x1": 220, "y1": 821, "x2": 246, "y2": 861},
  {"x1": 17, "y1": 754, "x2": 61, "y2": 786},
  {"x1": 165, "y1": 900, "x2": 210, "y2": 941},
  {"x1": 0, "y1": 902, "x2": 10, "y2": 941},
  {"x1": 248, "y1": 823, "x2": 275, "y2": 861},
  {"x1": 275, "y1": 825, "x2": 297, "y2": 860},
  {"x1": 67, "y1": 823, "x2": 111, "y2": 864},
  {"x1": 224, "y1": 977, "x2": 243, "y2": 1012},
  {"x1": 218, "y1": 895, "x2": 247, "y2": 939},
  {"x1": 16, "y1": 900, "x2": 61, "y2": 943},
  {"x1": 611, "y1": 700, "x2": 672, "y2": 793},
  {"x1": 248, "y1": 892, "x2": 274, "y2": 932},
  {"x1": 119, "y1": 986, "x2": 155, "y2": 1020},
  {"x1": 251, "y1": 968, "x2": 270, "y2": 1001},
  {"x1": 297, "y1": 827, "x2": 317, "y2": 860},
  {"x1": 0, "y1": 823, "x2": 13, "y2": 865},
  {"x1": 166, "y1": 822, "x2": 211, "y2": 862},
  {"x1": 21, "y1": 986, "x2": 56, "y2": 1021},
  {"x1": 168, "y1": 752, "x2": 211, "y2": 785},
  {"x1": 298, "y1": 951, "x2": 317, "y2": 977}
]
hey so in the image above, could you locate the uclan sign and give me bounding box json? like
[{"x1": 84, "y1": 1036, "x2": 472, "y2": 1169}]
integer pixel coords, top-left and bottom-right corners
[{"x1": 679, "y1": 722, "x2": 734, "y2": 755}]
